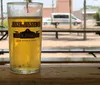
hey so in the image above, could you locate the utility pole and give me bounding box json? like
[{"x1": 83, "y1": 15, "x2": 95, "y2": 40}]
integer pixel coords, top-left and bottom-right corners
[
  {"x1": 83, "y1": 0, "x2": 86, "y2": 40},
  {"x1": 52, "y1": 0, "x2": 54, "y2": 13},
  {"x1": 1, "y1": 0, "x2": 3, "y2": 26},
  {"x1": 69, "y1": 0, "x2": 72, "y2": 30}
]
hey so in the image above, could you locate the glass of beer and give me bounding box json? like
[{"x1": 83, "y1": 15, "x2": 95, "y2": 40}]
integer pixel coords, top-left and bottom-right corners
[{"x1": 7, "y1": 2, "x2": 43, "y2": 74}]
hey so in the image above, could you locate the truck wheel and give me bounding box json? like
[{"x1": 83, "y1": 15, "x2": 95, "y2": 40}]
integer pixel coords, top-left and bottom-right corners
[{"x1": 73, "y1": 22, "x2": 78, "y2": 26}]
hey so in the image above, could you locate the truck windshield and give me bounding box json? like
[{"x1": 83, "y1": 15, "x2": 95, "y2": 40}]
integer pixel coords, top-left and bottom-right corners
[{"x1": 71, "y1": 15, "x2": 77, "y2": 20}]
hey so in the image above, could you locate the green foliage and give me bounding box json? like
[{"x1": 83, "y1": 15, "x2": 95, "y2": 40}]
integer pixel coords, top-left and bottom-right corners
[
  {"x1": 86, "y1": 5, "x2": 100, "y2": 10},
  {"x1": 3, "y1": 19, "x2": 8, "y2": 28},
  {"x1": 81, "y1": 5, "x2": 100, "y2": 10},
  {"x1": 0, "y1": 19, "x2": 8, "y2": 28},
  {"x1": 25, "y1": 0, "x2": 32, "y2": 2},
  {"x1": 94, "y1": 12, "x2": 100, "y2": 26}
]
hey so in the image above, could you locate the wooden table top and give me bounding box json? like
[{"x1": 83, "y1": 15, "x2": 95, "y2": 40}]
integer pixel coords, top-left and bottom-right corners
[
  {"x1": 0, "y1": 63, "x2": 100, "y2": 85},
  {"x1": 1, "y1": 27, "x2": 100, "y2": 32}
]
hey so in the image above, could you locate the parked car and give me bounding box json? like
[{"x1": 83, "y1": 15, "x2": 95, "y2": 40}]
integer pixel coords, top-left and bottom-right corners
[{"x1": 43, "y1": 18, "x2": 51, "y2": 25}]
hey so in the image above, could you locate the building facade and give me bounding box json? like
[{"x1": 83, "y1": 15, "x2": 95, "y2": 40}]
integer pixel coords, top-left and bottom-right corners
[{"x1": 43, "y1": 0, "x2": 72, "y2": 18}]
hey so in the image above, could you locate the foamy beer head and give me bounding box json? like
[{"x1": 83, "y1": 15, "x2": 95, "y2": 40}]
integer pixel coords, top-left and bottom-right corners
[{"x1": 7, "y1": 2, "x2": 43, "y2": 74}]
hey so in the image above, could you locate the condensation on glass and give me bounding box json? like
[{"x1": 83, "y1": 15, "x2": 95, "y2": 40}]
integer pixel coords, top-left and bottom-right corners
[{"x1": 7, "y1": 2, "x2": 43, "y2": 74}]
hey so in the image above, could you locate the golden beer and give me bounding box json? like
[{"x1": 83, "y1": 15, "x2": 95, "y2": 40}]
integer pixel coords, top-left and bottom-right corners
[{"x1": 8, "y1": 17, "x2": 42, "y2": 74}]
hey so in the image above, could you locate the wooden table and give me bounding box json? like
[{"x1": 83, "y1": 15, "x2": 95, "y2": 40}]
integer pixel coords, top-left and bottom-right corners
[
  {"x1": 0, "y1": 63, "x2": 100, "y2": 85},
  {"x1": 1, "y1": 27, "x2": 100, "y2": 40},
  {"x1": 1, "y1": 47, "x2": 100, "y2": 59},
  {"x1": 42, "y1": 28, "x2": 100, "y2": 39}
]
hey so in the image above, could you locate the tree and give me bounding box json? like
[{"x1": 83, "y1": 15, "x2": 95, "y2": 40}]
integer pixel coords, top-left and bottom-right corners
[
  {"x1": 80, "y1": 5, "x2": 100, "y2": 10},
  {"x1": 83, "y1": 0, "x2": 86, "y2": 40},
  {"x1": 25, "y1": 0, "x2": 32, "y2": 2},
  {"x1": 94, "y1": 11, "x2": 100, "y2": 26},
  {"x1": 0, "y1": 0, "x2": 3, "y2": 26}
]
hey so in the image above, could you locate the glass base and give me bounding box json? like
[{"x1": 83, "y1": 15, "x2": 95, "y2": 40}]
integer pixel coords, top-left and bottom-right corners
[{"x1": 10, "y1": 68, "x2": 40, "y2": 74}]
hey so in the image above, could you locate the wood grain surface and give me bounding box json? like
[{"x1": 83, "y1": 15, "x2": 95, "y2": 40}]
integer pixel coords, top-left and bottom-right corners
[{"x1": 0, "y1": 63, "x2": 100, "y2": 85}]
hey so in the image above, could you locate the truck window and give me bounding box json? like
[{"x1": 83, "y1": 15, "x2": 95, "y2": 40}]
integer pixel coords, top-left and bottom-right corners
[{"x1": 54, "y1": 15, "x2": 69, "y2": 18}]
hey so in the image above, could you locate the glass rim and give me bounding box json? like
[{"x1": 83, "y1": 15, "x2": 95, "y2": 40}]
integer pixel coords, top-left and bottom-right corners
[{"x1": 7, "y1": 2, "x2": 43, "y2": 6}]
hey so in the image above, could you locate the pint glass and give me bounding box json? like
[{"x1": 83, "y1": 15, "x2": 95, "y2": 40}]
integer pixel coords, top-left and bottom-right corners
[{"x1": 7, "y1": 2, "x2": 43, "y2": 74}]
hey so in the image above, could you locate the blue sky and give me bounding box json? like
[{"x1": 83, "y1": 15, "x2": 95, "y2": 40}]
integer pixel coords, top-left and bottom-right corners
[{"x1": 2, "y1": 0, "x2": 100, "y2": 12}]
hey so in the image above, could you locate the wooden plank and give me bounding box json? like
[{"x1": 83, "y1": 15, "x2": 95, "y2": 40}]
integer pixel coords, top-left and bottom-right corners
[
  {"x1": 1, "y1": 47, "x2": 100, "y2": 54},
  {"x1": 1, "y1": 28, "x2": 100, "y2": 33},
  {"x1": 42, "y1": 28, "x2": 100, "y2": 33},
  {"x1": 1, "y1": 57, "x2": 100, "y2": 65},
  {"x1": 0, "y1": 64, "x2": 100, "y2": 85},
  {"x1": 0, "y1": 27, "x2": 8, "y2": 32}
]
